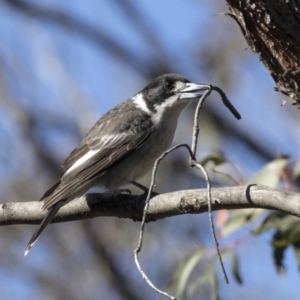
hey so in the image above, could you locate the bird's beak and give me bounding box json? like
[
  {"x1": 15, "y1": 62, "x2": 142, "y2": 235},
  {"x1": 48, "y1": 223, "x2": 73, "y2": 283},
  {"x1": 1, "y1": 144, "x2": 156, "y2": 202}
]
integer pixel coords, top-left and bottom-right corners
[{"x1": 179, "y1": 83, "x2": 210, "y2": 99}]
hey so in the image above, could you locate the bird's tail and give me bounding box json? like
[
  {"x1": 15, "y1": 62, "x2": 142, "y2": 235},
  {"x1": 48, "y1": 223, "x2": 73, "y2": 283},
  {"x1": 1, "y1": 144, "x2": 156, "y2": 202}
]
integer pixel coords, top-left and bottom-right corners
[{"x1": 24, "y1": 201, "x2": 64, "y2": 256}]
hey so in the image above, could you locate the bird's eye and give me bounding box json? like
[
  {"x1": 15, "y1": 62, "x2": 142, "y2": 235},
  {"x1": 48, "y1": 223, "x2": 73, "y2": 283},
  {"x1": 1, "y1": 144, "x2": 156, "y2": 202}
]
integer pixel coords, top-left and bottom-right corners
[{"x1": 164, "y1": 80, "x2": 175, "y2": 91}]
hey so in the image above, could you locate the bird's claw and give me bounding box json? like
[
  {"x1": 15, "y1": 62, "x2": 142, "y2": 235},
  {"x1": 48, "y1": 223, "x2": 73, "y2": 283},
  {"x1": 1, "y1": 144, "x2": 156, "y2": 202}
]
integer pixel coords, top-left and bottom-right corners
[
  {"x1": 120, "y1": 188, "x2": 131, "y2": 195},
  {"x1": 129, "y1": 180, "x2": 159, "y2": 197}
]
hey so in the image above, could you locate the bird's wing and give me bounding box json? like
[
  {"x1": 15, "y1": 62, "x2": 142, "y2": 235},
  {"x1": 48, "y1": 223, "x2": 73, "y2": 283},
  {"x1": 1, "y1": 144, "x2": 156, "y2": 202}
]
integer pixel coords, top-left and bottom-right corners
[{"x1": 42, "y1": 110, "x2": 154, "y2": 210}]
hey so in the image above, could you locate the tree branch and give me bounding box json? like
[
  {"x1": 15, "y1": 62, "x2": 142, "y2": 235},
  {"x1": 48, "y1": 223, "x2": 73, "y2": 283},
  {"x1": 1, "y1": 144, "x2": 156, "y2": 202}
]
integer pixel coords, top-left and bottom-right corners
[{"x1": 1, "y1": 184, "x2": 299, "y2": 226}]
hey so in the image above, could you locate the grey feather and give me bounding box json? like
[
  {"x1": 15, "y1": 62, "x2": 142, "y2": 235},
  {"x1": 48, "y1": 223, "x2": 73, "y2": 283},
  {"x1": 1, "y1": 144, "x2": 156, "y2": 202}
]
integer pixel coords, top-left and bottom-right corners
[{"x1": 24, "y1": 201, "x2": 64, "y2": 256}]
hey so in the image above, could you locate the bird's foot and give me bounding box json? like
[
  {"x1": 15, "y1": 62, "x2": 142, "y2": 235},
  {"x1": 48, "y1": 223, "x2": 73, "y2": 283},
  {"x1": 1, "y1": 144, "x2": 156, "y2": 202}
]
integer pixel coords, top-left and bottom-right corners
[
  {"x1": 120, "y1": 188, "x2": 131, "y2": 195},
  {"x1": 129, "y1": 180, "x2": 159, "y2": 197}
]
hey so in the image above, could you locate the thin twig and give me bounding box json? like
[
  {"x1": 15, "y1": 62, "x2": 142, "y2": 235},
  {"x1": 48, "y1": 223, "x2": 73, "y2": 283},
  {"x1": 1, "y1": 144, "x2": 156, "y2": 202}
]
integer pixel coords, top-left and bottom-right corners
[
  {"x1": 135, "y1": 144, "x2": 193, "y2": 300},
  {"x1": 134, "y1": 85, "x2": 240, "y2": 297},
  {"x1": 190, "y1": 87, "x2": 230, "y2": 284},
  {"x1": 191, "y1": 85, "x2": 240, "y2": 156},
  {"x1": 211, "y1": 86, "x2": 241, "y2": 120},
  {"x1": 191, "y1": 160, "x2": 229, "y2": 284},
  {"x1": 191, "y1": 86, "x2": 212, "y2": 155}
]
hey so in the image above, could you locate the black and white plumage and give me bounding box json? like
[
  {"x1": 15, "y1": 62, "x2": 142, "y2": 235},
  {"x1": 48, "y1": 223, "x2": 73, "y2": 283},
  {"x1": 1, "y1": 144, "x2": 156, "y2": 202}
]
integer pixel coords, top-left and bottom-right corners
[{"x1": 25, "y1": 73, "x2": 209, "y2": 255}]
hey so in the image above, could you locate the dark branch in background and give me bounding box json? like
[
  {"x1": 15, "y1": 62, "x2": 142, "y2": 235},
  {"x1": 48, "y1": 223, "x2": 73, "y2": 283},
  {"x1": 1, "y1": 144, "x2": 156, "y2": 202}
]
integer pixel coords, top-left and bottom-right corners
[
  {"x1": 2, "y1": 1, "x2": 170, "y2": 295},
  {"x1": 0, "y1": 30, "x2": 138, "y2": 299},
  {"x1": 4, "y1": 0, "x2": 279, "y2": 166},
  {"x1": 111, "y1": 0, "x2": 168, "y2": 60},
  {"x1": 3, "y1": 0, "x2": 167, "y2": 77},
  {"x1": 1, "y1": 185, "x2": 300, "y2": 225},
  {"x1": 225, "y1": 0, "x2": 300, "y2": 108},
  {"x1": 24, "y1": 114, "x2": 62, "y2": 175},
  {"x1": 82, "y1": 221, "x2": 141, "y2": 300},
  {"x1": 208, "y1": 108, "x2": 274, "y2": 161}
]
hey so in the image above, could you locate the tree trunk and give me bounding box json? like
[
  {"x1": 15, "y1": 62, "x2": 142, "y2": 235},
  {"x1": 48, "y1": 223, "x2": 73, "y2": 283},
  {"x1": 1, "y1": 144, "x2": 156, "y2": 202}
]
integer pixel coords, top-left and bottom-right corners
[{"x1": 225, "y1": 0, "x2": 300, "y2": 108}]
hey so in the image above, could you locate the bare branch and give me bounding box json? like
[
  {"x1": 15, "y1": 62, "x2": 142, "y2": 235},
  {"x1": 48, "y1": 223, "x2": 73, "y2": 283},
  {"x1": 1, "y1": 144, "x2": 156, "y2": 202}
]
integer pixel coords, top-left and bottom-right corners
[{"x1": 1, "y1": 185, "x2": 300, "y2": 226}]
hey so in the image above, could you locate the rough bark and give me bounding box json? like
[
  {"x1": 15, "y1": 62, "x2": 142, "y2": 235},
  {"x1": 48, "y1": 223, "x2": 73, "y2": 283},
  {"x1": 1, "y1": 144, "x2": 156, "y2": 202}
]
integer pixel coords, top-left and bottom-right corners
[
  {"x1": 1, "y1": 185, "x2": 299, "y2": 225},
  {"x1": 226, "y1": 0, "x2": 300, "y2": 108}
]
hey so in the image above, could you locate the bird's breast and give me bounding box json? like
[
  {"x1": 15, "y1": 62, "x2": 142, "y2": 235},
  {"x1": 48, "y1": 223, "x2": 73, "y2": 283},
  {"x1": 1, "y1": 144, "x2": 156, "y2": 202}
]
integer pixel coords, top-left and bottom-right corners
[{"x1": 95, "y1": 105, "x2": 186, "y2": 191}]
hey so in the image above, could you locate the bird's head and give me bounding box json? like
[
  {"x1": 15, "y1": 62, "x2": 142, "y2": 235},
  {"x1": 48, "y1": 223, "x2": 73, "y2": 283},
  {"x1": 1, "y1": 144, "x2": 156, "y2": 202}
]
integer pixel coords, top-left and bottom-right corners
[{"x1": 133, "y1": 73, "x2": 209, "y2": 124}]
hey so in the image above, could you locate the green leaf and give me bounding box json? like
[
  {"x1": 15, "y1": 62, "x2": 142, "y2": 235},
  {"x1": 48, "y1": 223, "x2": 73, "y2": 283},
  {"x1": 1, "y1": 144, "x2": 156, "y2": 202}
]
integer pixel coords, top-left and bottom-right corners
[
  {"x1": 254, "y1": 211, "x2": 278, "y2": 234},
  {"x1": 231, "y1": 252, "x2": 243, "y2": 284},
  {"x1": 293, "y1": 241, "x2": 300, "y2": 271},
  {"x1": 221, "y1": 158, "x2": 288, "y2": 238},
  {"x1": 210, "y1": 268, "x2": 220, "y2": 300},
  {"x1": 255, "y1": 212, "x2": 299, "y2": 236},
  {"x1": 272, "y1": 230, "x2": 288, "y2": 273},
  {"x1": 200, "y1": 153, "x2": 226, "y2": 167},
  {"x1": 255, "y1": 213, "x2": 300, "y2": 273},
  {"x1": 292, "y1": 243, "x2": 300, "y2": 271},
  {"x1": 289, "y1": 224, "x2": 300, "y2": 244},
  {"x1": 187, "y1": 248, "x2": 230, "y2": 298},
  {"x1": 187, "y1": 268, "x2": 212, "y2": 298},
  {"x1": 171, "y1": 248, "x2": 206, "y2": 299},
  {"x1": 293, "y1": 159, "x2": 300, "y2": 178},
  {"x1": 247, "y1": 158, "x2": 288, "y2": 186},
  {"x1": 221, "y1": 208, "x2": 265, "y2": 237}
]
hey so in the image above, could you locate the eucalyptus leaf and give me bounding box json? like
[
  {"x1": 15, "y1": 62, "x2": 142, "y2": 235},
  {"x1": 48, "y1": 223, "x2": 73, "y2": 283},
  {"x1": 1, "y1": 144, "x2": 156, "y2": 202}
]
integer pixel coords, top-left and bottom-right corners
[
  {"x1": 172, "y1": 248, "x2": 206, "y2": 299},
  {"x1": 211, "y1": 268, "x2": 220, "y2": 300},
  {"x1": 247, "y1": 158, "x2": 288, "y2": 186},
  {"x1": 292, "y1": 244, "x2": 300, "y2": 271},
  {"x1": 187, "y1": 248, "x2": 230, "y2": 298},
  {"x1": 200, "y1": 153, "x2": 226, "y2": 167},
  {"x1": 293, "y1": 158, "x2": 300, "y2": 178},
  {"x1": 272, "y1": 230, "x2": 287, "y2": 273},
  {"x1": 231, "y1": 252, "x2": 243, "y2": 284},
  {"x1": 221, "y1": 208, "x2": 265, "y2": 237},
  {"x1": 255, "y1": 212, "x2": 299, "y2": 235}
]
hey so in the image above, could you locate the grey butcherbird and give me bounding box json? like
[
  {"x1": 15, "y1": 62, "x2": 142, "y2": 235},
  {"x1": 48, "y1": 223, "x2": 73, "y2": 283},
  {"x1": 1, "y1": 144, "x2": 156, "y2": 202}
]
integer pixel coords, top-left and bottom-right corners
[{"x1": 25, "y1": 73, "x2": 209, "y2": 255}]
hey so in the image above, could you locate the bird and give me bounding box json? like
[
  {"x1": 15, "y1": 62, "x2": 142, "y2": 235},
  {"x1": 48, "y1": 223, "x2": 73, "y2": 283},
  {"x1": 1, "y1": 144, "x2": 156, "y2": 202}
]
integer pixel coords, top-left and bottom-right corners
[{"x1": 25, "y1": 73, "x2": 209, "y2": 255}]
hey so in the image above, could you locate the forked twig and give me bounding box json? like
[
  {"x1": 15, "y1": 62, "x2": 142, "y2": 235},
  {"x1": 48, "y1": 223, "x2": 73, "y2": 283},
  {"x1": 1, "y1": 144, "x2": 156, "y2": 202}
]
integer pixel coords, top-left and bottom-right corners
[
  {"x1": 191, "y1": 86, "x2": 212, "y2": 155},
  {"x1": 134, "y1": 85, "x2": 240, "y2": 298},
  {"x1": 134, "y1": 144, "x2": 193, "y2": 300},
  {"x1": 191, "y1": 85, "x2": 240, "y2": 156},
  {"x1": 190, "y1": 160, "x2": 228, "y2": 284}
]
